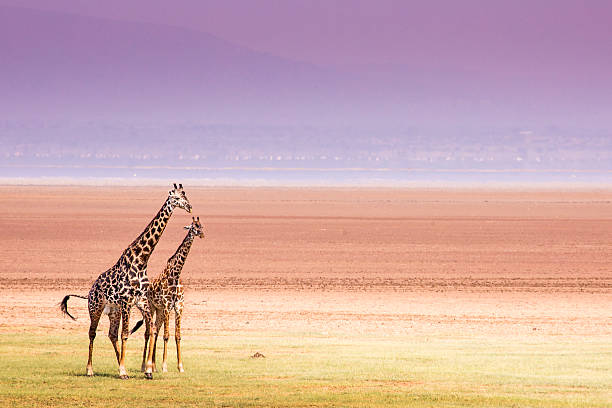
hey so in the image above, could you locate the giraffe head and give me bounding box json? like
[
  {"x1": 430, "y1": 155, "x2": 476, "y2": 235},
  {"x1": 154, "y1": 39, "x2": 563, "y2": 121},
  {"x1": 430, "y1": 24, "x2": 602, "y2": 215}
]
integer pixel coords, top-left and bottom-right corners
[
  {"x1": 169, "y1": 183, "x2": 192, "y2": 213},
  {"x1": 184, "y1": 216, "x2": 205, "y2": 239}
]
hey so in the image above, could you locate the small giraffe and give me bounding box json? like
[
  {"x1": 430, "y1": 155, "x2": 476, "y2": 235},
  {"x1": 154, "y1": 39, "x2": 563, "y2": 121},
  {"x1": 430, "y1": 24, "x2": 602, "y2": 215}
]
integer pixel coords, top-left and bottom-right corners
[
  {"x1": 60, "y1": 183, "x2": 192, "y2": 380},
  {"x1": 133, "y1": 216, "x2": 204, "y2": 373}
]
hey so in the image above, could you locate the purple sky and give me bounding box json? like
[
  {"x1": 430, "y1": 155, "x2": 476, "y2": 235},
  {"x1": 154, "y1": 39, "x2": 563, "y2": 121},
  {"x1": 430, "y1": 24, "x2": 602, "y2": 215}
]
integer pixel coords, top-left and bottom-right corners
[
  {"x1": 1, "y1": 1, "x2": 611, "y2": 183},
  {"x1": 1, "y1": 1, "x2": 612, "y2": 127},
  {"x1": 3, "y1": 0, "x2": 611, "y2": 69}
]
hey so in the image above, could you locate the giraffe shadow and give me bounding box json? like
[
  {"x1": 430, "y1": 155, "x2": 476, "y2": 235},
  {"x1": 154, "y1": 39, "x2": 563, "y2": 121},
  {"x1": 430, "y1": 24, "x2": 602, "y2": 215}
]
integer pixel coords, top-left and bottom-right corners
[
  {"x1": 73, "y1": 371, "x2": 153, "y2": 379},
  {"x1": 73, "y1": 372, "x2": 119, "y2": 378}
]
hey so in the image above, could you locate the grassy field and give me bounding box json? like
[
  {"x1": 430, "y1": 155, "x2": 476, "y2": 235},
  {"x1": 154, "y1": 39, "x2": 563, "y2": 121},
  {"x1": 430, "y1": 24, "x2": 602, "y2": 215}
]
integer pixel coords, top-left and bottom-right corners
[{"x1": 0, "y1": 330, "x2": 610, "y2": 407}]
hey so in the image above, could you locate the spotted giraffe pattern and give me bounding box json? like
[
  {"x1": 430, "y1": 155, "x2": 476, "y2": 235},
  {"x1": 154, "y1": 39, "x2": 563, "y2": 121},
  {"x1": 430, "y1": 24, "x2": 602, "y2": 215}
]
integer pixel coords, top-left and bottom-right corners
[
  {"x1": 61, "y1": 184, "x2": 192, "y2": 380},
  {"x1": 137, "y1": 216, "x2": 204, "y2": 373}
]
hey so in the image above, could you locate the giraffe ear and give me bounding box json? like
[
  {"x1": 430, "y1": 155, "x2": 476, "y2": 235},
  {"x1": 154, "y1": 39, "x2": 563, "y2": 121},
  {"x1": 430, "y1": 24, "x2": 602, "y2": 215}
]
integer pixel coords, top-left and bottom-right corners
[
  {"x1": 183, "y1": 225, "x2": 190, "y2": 230},
  {"x1": 173, "y1": 183, "x2": 178, "y2": 189},
  {"x1": 179, "y1": 183, "x2": 183, "y2": 189}
]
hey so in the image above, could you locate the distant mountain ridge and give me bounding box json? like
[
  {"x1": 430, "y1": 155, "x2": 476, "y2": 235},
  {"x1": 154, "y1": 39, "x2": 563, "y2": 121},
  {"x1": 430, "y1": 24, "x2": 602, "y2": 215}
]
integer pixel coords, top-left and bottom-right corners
[
  {"x1": 0, "y1": 5, "x2": 346, "y2": 123},
  {"x1": 2, "y1": 5, "x2": 612, "y2": 127}
]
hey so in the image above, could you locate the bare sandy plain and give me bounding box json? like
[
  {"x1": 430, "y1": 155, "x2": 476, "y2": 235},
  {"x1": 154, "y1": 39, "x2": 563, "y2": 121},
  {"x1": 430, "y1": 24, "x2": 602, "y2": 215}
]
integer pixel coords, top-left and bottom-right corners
[{"x1": 0, "y1": 186, "x2": 610, "y2": 340}]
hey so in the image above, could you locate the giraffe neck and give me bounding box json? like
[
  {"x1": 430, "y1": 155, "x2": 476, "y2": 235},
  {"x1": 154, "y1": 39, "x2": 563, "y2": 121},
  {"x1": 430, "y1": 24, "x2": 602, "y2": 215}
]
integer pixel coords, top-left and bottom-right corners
[
  {"x1": 165, "y1": 230, "x2": 196, "y2": 284},
  {"x1": 125, "y1": 196, "x2": 174, "y2": 267}
]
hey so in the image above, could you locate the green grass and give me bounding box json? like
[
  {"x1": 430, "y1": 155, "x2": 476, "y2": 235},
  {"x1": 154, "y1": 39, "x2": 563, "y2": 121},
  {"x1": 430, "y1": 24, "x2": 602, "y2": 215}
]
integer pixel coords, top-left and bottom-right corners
[{"x1": 0, "y1": 330, "x2": 610, "y2": 407}]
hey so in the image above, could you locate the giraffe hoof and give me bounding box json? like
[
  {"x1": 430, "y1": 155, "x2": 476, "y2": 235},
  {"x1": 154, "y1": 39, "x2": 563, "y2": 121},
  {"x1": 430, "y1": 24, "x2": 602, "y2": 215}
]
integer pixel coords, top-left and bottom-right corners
[
  {"x1": 144, "y1": 372, "x2": 153, "y2": 380},
  {"x1": 119, "y1": 375, "x2": 129, "y2": 380}
]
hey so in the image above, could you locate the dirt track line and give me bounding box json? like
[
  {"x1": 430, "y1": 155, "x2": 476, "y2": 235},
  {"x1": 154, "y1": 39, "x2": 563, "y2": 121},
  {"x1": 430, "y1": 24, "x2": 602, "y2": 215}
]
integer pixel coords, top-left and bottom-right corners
[{"x1": 3, "y1": 277, "x2": 611, "y2": 293}]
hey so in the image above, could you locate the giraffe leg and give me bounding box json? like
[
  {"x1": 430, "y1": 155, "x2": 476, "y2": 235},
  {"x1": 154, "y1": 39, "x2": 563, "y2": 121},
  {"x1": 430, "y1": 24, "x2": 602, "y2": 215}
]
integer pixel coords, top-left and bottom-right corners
[
  {"x1": 152, "y1": 307, "x2": 164, "y2": 372},
  {"x1": 175, "y1": 300, "x2": 185, "y2": 372},
  {"x1": 140, "y1": 302, "x2": 156, "y2": 379},
  {"x1": 118, "y1": 304, "x2": 132, "y2": 379},
  {"x1": 107, "y1": 305, "x2": 121, "y2": 364},
  {"x1": 161, "y1": 309, "x2": 170, "y2": 373},
  {"x1": 140, "y1": 310, "x2": 152, "y2": 372},
  {"x1": 86, "y1": 300, "x2": 105, "y2": 377}
]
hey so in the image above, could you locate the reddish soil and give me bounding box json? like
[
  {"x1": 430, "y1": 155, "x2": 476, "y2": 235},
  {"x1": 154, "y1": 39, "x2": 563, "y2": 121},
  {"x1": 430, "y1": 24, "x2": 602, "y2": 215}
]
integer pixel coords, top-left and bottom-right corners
[{"x1": 0, "y1": 186, "x2": 610, "y2": 338}]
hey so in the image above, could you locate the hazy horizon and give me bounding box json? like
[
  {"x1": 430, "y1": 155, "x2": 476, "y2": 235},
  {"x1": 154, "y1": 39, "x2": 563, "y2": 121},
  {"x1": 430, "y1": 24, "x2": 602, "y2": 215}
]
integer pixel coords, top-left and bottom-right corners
[{"x1": 1, "y1": 2, "x2": 611, "y2": 187}]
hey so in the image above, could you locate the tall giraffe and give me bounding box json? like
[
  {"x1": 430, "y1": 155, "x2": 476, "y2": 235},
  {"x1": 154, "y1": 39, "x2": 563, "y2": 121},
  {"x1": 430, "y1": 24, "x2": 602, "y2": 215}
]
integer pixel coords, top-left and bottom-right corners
[
  {"x1": 60, "y1": 183, "x2": 192, "y2": 380},
  {"x1": 133, "y1": 216, "x2": 204, "y2": 373}
]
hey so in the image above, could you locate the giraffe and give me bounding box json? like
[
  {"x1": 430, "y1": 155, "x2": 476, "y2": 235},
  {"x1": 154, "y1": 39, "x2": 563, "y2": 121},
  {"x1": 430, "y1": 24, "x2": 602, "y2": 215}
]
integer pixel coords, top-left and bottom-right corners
[
  {"x1": 132, "y1": 216, "x2": 204, "y2": 373},
  {"x1": 60, "y1": 183, "x2": 192, "y2": 380}
]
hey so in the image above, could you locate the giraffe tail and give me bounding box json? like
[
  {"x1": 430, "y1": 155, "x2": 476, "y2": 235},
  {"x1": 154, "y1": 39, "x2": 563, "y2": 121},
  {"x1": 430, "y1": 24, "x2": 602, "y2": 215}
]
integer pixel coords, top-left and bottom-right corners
[
  {"x1": 130, "y1": 319, "x2": 144, "y2": 334},
  {"x1": 60, "y1": 294, "x2": 87, "y2": 320}
]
